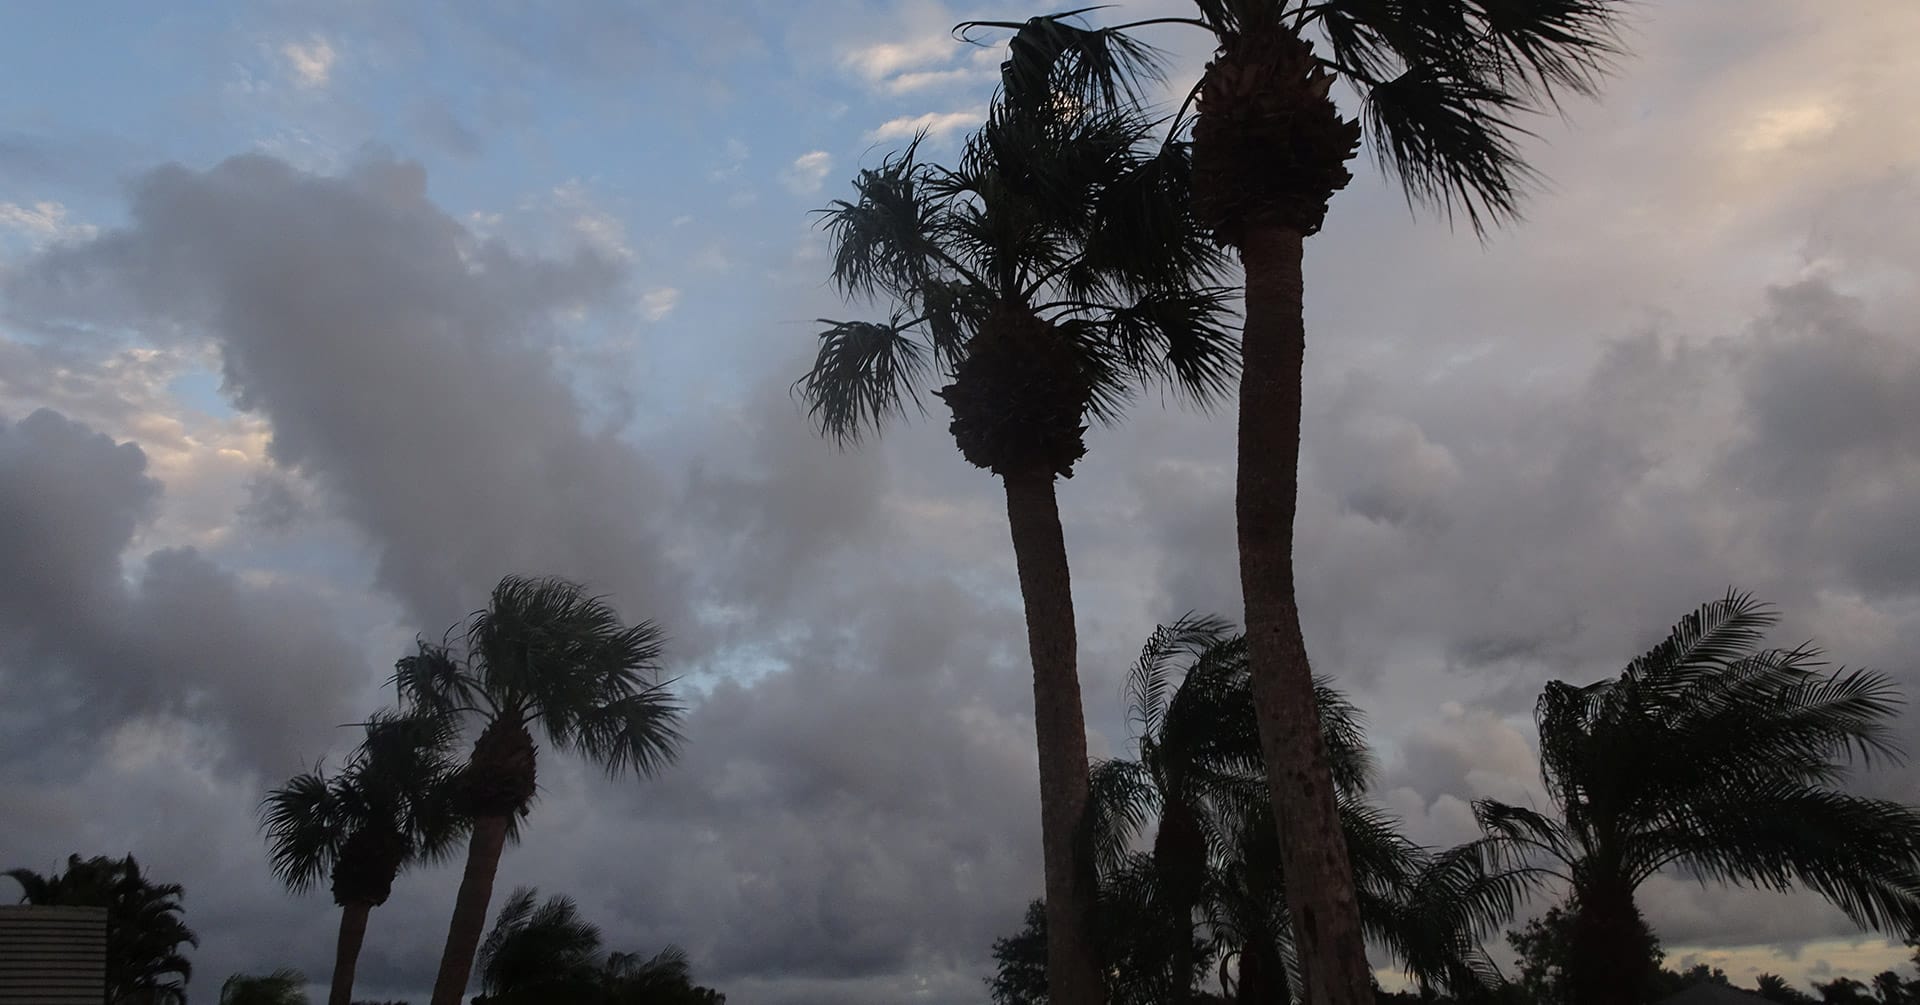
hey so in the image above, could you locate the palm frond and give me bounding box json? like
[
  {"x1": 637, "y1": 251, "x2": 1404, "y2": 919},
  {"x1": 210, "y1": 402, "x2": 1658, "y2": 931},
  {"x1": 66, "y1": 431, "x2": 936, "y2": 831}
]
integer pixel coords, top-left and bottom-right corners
[
  {"x1": 795, "y1": 319, "x2": 934, "y2": 444},
  {"x1": 1089, "y1": 757, "x2": 1161, "y2": 877},
  {"x1": 1125, "y1": 613, "x2": 1237, "y2": 741},
  {"x1": 819, "y1": 141, "x2": 949, "y2": 302},
  {"x1": 568, "y1": 683, "x2": 685, "y2": 778},
  {"x1": 1072, "y1": 285, "x2": 1240, "y2": 420},
  {"x1": 957, "y1": 10, "x2": 1167, "y2": 122},
  {"x1": 259, "y1": 771, "x2": 343, "y2": 894},
  {"x1": 1361, "y1": 63, "x2": 1535, "y2": 232},
  {"x1": 1296, "y1": 0, "x2": 1626, "y2": 232},
  {"x1": 392, "y1": 640, "x2": 475, "y2": 721}
]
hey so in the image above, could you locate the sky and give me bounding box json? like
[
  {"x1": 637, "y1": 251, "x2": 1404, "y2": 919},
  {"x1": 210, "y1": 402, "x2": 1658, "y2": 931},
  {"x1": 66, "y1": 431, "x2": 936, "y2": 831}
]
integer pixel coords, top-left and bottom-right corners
[{"x1": 2, "y1": 0, "x2": 1919, "y2": 1001}]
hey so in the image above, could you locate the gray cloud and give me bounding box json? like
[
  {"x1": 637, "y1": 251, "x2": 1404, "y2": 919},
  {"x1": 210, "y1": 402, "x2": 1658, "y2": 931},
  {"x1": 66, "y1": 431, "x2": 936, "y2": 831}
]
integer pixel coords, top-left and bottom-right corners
[
  {"x1": 6, "y1": 2, "x2": 1920, "y2": 998},
  {"x1": 0, "y1": 407, "x2": 368, "y2": 774},
  {"x1": 8, "y1": 153, "x2": 689, "y2": 637}
]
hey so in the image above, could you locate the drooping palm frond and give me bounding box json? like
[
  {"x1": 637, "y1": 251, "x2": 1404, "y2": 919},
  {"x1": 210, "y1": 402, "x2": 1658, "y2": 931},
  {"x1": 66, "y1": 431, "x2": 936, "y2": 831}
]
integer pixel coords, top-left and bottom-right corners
[
  {"x1": 1124, "y1": 613, "x2": 1236, "y2": 741},
  {"x1": 795, "y1": 319, "x2": 935, "y2": 445},
  {"x1": 956, "y1": 9, "x2": 1170, "y2": 122},
  {"x1": 260, "y1": 771, "x2": 342, "y2": 894}
]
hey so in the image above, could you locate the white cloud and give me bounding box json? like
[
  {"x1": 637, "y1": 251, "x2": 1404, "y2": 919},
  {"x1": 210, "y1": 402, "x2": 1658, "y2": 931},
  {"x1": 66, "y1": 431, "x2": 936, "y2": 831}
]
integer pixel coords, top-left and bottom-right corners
[
  {"x1": 839, "y1": 31, "x2": 998, "y2": 96},
  {"x1": 841, "y1": 36, "x2": 956, "y2": 83},
  {"x1": 641, "y1": 287, "x2": 681, "y2": 322},
  {"x1": 867, "y1": 108, "x2": 985, "y2": 143},
  {"x1": 0, "y1": 201, "x2": 96, "y2": 245},
  {"x1": 1738, "y1": 96, "x2": 1843, "y2": 153},
  {"x1": 780, "y1": 151, "x2": 834, "y2": 195},
  {"x1": 281, "y1": 36, "x2": 336, "y2": 89}
]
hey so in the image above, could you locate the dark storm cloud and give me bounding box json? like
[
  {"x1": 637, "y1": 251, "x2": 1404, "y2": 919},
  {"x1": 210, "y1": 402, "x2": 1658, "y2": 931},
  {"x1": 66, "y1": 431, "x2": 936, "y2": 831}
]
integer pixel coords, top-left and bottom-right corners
[
  {"x1": 0, "y1": 408, "x2": 365, "y2": 772},
  {"x1": 7, "y1": 153, "x2": 687, "y2": 635}
]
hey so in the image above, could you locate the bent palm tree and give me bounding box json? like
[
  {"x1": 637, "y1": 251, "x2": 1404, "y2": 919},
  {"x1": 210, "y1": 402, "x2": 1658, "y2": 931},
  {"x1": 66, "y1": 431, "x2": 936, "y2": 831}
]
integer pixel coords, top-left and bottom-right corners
[
  {"x1": 1476, "y1": 592, "x2": 1920, "y2": 1005},
  {"x1": 261, "y1": 712, "x2": 465, "y2": 1005},
  {"x1": 7, "y1": 853, "x2": 199, "y2": 1004},
  {"x1": 968, "y1": 6, "x2": 1626, "y2": 998},
  {"x1": 473, "y1": 888, "x2": 722, "y2": 1005},
  {"x1": 1089, "y1": 618, "x2": 1512, "y2": 1001},
  {"x1": 473, "y1": 888, "x2": 605, "y2": 1004},
  {"x1": 797, "y1": 54, "x2": 1237, "y2": 1005},
  {"x1": 399, "y1": 575, "x2": 685, "y2": 1005}
]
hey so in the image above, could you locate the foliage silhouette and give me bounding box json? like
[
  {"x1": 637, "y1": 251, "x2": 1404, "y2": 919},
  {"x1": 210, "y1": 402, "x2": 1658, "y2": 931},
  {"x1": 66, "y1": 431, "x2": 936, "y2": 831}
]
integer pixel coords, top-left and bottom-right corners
[
  {"x1": 6, "y1": 852, "x2": 199, "y2": 1004},
  {"x1": 959, "y1": 4, "x2": 1627, "y2": 998},
  {"x1": 394, "y1": 575, "x2": 684, "y2": 1005}
]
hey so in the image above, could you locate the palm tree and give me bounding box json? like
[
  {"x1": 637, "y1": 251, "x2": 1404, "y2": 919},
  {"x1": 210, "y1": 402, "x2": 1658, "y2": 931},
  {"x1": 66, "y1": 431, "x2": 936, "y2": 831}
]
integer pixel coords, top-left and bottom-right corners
[
  {"x1": 1475, "y1": 592, "x2": 1920, "y2": 1005},
  {"x1": 396, "y1": 575, "x2": 685, "y2": 1005},
  {"x1": 964, "y1": 6, "x2": 1627, "y2": 998},
  {"x1": 6, "y1": 853, "x2": 199, "y2": 1004},
  {"x1": 219, "y1": 970, "x2": 311, "y2": 1005},
  {"x1": 1087, "y1": 617, "x2": 1513, "y2": 1001},
  {"x1": 473, "y1": 888, "x2": 605, "y2": 1003},
  {"x1": 798, "y1": 45, "x2": 1238, "y2": 1004},
  {"x1": 261, "y1": 712, "x2": 466, "y2": 1005},
  {"x1": 472, "y1": 888, "x2": 724, "y2": 1005}
]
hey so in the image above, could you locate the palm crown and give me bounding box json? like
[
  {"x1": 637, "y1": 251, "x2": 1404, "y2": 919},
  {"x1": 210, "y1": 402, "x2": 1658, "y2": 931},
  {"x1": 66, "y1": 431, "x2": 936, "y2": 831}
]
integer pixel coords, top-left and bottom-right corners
[
  {"x1": 261, "y1": 711, "x2": 467, "y2": 908},
  {"x1": 474, "y1": 887, "x2": 721, "y2": 1005},
  {"x1": 394, "y1": 575, "x2": 684, "y2": 817},
  {"x1": 797, "y1": 85, "x2": 1237, "y2": 477},
  {"x1": 973, "y1": 0, "x2": 1623, "y2": 233},
  {"x1": 1475, "y1": 591, "x2": 1920, "y2": 1001}
]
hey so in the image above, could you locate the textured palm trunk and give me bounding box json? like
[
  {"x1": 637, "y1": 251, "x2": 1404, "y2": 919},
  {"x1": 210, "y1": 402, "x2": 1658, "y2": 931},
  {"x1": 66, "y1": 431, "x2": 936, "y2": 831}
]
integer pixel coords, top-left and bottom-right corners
[
  {"x1": 1236, "y1": 225, "x2": 1374, "y2": 1004},
  {"x1": 1567, "y1": 879, "x2": 1651, "y2": 1005},
  {"x1": 329, "y1": 900, "x2": 373, "y2": 1005},
  {"x1": 1002, "y1": 466, "x2": 1106, "y2": 1005},
  {"x1": 428, "y1": 814, "x2": 512, "y2": 1005}
]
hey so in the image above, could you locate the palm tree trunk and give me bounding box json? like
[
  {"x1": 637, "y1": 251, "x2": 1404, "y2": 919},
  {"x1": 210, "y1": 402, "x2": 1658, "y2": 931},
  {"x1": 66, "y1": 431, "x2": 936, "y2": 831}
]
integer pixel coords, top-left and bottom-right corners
[
  {"x1": 429, "y1": 814, "x2": 512, "y2": 1005},
  {"x1": 1567, "y1": 880, "x2": 1651, "y2": 1005},
  {"x1": 1235, "y1": 224, "x2": 1373, "y2": 1005},
  {"x1": 1002, "y1": 466, "x2": 1106, "y2": 1005},
  {"x1": 329, "y1": 901, "x2": 373, "y2": 1005}
]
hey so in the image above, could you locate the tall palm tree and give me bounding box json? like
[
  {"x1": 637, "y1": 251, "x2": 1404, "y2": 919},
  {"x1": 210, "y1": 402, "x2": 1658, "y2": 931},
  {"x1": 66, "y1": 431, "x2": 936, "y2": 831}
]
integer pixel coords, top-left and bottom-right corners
[
  {"x1": 967, "y1": 6, "x2": 1626, "y2": 998},
  {"x1": 798, "y1": 48, "x2": 1238, "y2": 1004},
  {"x1": 7, "y1": 853, "x2": 199, "y2": 1005},
  {"x1": 261, "y1": 712, "x2": 466, "y2": 1005},
  {"x1": 1087, "y1": 617, "x2": 1513, "y2": 1001},
  {"x1": 219, "y1": 970, "x2": 311, "y2": 1005},
  {"x1": 1475, "y1": 592, "x2": 1920, "y2": 1005},
  {"x1": 396, "y1": 575, "x2": 685, "y2": 1005}
]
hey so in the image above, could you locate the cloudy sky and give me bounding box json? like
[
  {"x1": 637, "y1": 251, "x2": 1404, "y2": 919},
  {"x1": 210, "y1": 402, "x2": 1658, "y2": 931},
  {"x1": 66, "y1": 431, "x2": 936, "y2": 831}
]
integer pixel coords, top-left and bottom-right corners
[{"x1": 3, "y1": 1, "x2": 1918, "y2": 1001}]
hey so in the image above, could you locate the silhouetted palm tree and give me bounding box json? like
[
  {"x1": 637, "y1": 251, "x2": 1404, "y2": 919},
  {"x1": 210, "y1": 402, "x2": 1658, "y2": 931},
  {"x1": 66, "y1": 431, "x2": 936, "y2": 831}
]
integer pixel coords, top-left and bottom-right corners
[
  {"x1": 397, "y1": 575, "x2": 684, "y2": 1005},
  {"x1": 473, "y1": 888, "x2": 604, "y2": 1003},
  {"x1": 472, "y1": 888, "x2": 723, "y2": 1005},
  {"x1": 1087, "y1": 618, "x2": 1514, "y2": 1001},
  {"x1": 965, "y1": 6, "x2": 1627, "y2": 997},
  {"x1": 797, "y1": 50, "x2": 1237, "y2": 1005},
  {"x1": 261, "y1": 712, "x2": 465, "y2": 1005},
  {"x1": 219, "y1": 970, "x2": 311, "y2": 1005},
  {"x1": 1476, "y1": 592, "x2": 1920, "y2": 1005},
  {"x1": 6, "y1": 853, "x2": 199, "y2": 1004}
]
